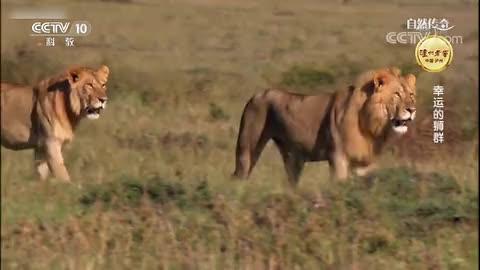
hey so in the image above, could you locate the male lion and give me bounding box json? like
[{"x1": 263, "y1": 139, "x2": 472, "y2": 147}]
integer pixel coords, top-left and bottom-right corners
[
  {"x1": 1, "y1": 65, "x2": 110, "y2": 182},
  {"x1": 233, "y1": 67, "x2": 416, "y2": 185}
]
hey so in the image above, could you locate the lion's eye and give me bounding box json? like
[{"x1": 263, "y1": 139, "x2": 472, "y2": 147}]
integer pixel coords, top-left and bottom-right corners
[
  {"x1": 102, "y1": 83, "x2": 106, "y2": 88},
  {"x1": 395, "y1": 92, "x2": 401, "y2": 98}
]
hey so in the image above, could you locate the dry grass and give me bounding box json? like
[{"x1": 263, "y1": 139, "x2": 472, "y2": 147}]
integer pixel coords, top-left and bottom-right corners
[{"x1": 1, "y1": 0, "x2": 478, "y2": 269}]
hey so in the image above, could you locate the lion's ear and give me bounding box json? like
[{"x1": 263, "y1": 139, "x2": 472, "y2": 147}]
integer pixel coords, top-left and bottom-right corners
[
  {"x1": 97, "y1": 65, "x2": 110, "y2": 83},
  {"x1": 68, "y1": 69, "x2": 80, "y2": 83},
  {"x1": 404, "y1": 74, "x2": 416, "y2": 87},
  {"x1": 373, "y1": 71, "x2": 389, "y2": 91},
  {"x1": 389, "y1": 67, "x2": 401, "y2": 77}
]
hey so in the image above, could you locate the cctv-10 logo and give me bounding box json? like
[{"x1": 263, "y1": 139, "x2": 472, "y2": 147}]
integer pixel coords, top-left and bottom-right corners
[{"x1": 31, "y1": 21, "x2": 91, "y2": 36}]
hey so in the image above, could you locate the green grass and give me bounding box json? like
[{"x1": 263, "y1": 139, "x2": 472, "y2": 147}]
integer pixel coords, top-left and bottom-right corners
[
  {"x1": 1, "y1": 168, "x2": 477, "y2": 269},
  {"x1": 1, "y1": 0, "x2": 478, "y2": 269}
]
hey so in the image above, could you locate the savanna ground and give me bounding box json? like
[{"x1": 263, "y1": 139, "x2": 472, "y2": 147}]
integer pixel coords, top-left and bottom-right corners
[{"x1": 1, "y1": 0, "x2": 478, "y2": 269}]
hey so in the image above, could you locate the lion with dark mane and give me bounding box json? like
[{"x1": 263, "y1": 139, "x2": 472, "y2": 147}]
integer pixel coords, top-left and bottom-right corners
[
  {"x1": 233, "y1": 67, "x2": 417, "y2": 185},
  {"x1": 1, "y1": 65, "x2": 110, "y2": 182}
]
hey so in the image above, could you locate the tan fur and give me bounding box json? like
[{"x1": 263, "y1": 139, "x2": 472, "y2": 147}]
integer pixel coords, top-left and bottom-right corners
[
  {"x1": 232, "y1": 67, "x2": 417, "y2": 185},
  {"x1": 1, "y1": 65, "x2": 110, "y2": 181}
]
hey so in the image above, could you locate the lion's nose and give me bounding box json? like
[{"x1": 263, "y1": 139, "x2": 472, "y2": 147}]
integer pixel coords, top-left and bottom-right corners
[{"x1": 407, "y1": 107, "x2": 416, "y2": 120}]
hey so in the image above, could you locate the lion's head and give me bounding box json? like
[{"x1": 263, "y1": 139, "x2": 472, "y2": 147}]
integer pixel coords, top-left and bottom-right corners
[
  {"x1": 358, "y1": 67, "x2": 417, "y2": 137},
  {"x1": 65, "y1": 65, "x2": 110, "y2": 120}
]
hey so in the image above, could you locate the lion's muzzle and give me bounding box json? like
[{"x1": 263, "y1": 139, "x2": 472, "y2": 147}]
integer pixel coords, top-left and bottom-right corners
[
  {"x1": 391, "y1": 107, "x2": 415, "y2": 134},
  {"x1": 86, "y1": 98, "x2": 107, "y2": 120}
]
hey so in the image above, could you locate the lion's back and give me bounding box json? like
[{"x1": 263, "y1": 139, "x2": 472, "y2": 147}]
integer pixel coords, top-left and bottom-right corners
[
  {"x1": 1, "y1": 82, "x2": 34, "y2": 111},
  {"x1": 251, "y1": 88, "x2": 334, "y2": 158},
  {"x1": 1, "y1": 82, "x2": 37, "y2": 149}
]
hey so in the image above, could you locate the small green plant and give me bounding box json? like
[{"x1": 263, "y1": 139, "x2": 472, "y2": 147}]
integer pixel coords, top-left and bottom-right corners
[
  {"x1": 145, "y1": 176, "x2": 187, "y2": 206},
  {"x1": 209, "y1": 102, "x2": 230, "y2": 121},
  {"x1": 191, "y1": 180, "x2": 213, "y2": 207},
  {"x1": 280, "y1": 65, "x2": 335, "y2": 89}
]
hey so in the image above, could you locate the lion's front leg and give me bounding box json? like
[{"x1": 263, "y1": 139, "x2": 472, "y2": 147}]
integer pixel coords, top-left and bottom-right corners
[
  {"x1": 45, "y1": 139, "x2": 71, "y2": 182},
  {"x1": 354, "y1": 163, "x2": 377, "y2": 177},
  {"x1": 280, "y1": 150, "x2": 305, "y2": 187},
  {"x1": 34, "y1": 147, "x2": 50, "y2": 181},
  {"x1": 329, "y1": 151, "x2": 349, "y2": 182}
]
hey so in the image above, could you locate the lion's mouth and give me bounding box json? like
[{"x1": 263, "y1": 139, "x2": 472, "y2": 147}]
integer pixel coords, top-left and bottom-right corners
[
  {"x1": 391, "y1": 118, "x2": 411, "y2": 134},
  {"x1": 86, "y1": 107, "x2": 102, "y2": 120},
  {"x1": 392, "y1": 119, "x2": 409, "y2": 127}
]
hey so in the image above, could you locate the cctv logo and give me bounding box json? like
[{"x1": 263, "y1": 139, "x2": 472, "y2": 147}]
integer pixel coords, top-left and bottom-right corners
[{"x1": 31, "y1": 22, "x2": 70, "y2": 35}]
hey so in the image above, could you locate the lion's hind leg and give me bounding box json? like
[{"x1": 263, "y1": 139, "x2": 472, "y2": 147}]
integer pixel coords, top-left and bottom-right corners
[
  {"x1": 233, "y1": 95, "x2": 270, "y2": 179},
  {"x1": 233, "y1": 142, "x2": 251, "y2": 179},
  {"x1": 233, "y1": 133, "x2": 270, "y2": 179},
  {"x1": 247, "y1": 133, "x2": 270, "y2": 175}
]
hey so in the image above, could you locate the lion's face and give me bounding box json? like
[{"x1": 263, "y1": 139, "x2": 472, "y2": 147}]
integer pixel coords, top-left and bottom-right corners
[
  {"x1": 68, "y1": 65, "x2": 110, "y2": 120},
  {"x1": 362, "y1": 69, "x2": 417, "y2": 136},
  {"x1": 388, "y1": 74, "x2": 417, "y2": 134}
]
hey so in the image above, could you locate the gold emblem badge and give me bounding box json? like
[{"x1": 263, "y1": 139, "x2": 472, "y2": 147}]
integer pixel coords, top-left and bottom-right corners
[{"x1": 415, "y1": 35, "x2": 453, "y2": 72}]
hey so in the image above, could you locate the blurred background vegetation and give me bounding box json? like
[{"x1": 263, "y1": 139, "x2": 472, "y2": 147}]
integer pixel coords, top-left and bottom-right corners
[{"x1": 1, "y1": 0, "x2": 478, "y2": 269}]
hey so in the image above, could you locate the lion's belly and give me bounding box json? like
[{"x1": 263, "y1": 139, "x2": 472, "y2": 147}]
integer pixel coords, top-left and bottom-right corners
[
  {"x1": 275, "y1": 126, "x2": 331, "y2": 162},
  {"x1": 273, "y1": 116, "x2": 332, "y2": 162},
  {"x1": 1, "y1": 125, "x2": 35, "y2": 150},
  {"x1": 307, "y1": 148, "x2": 329, "y2": 162}
]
